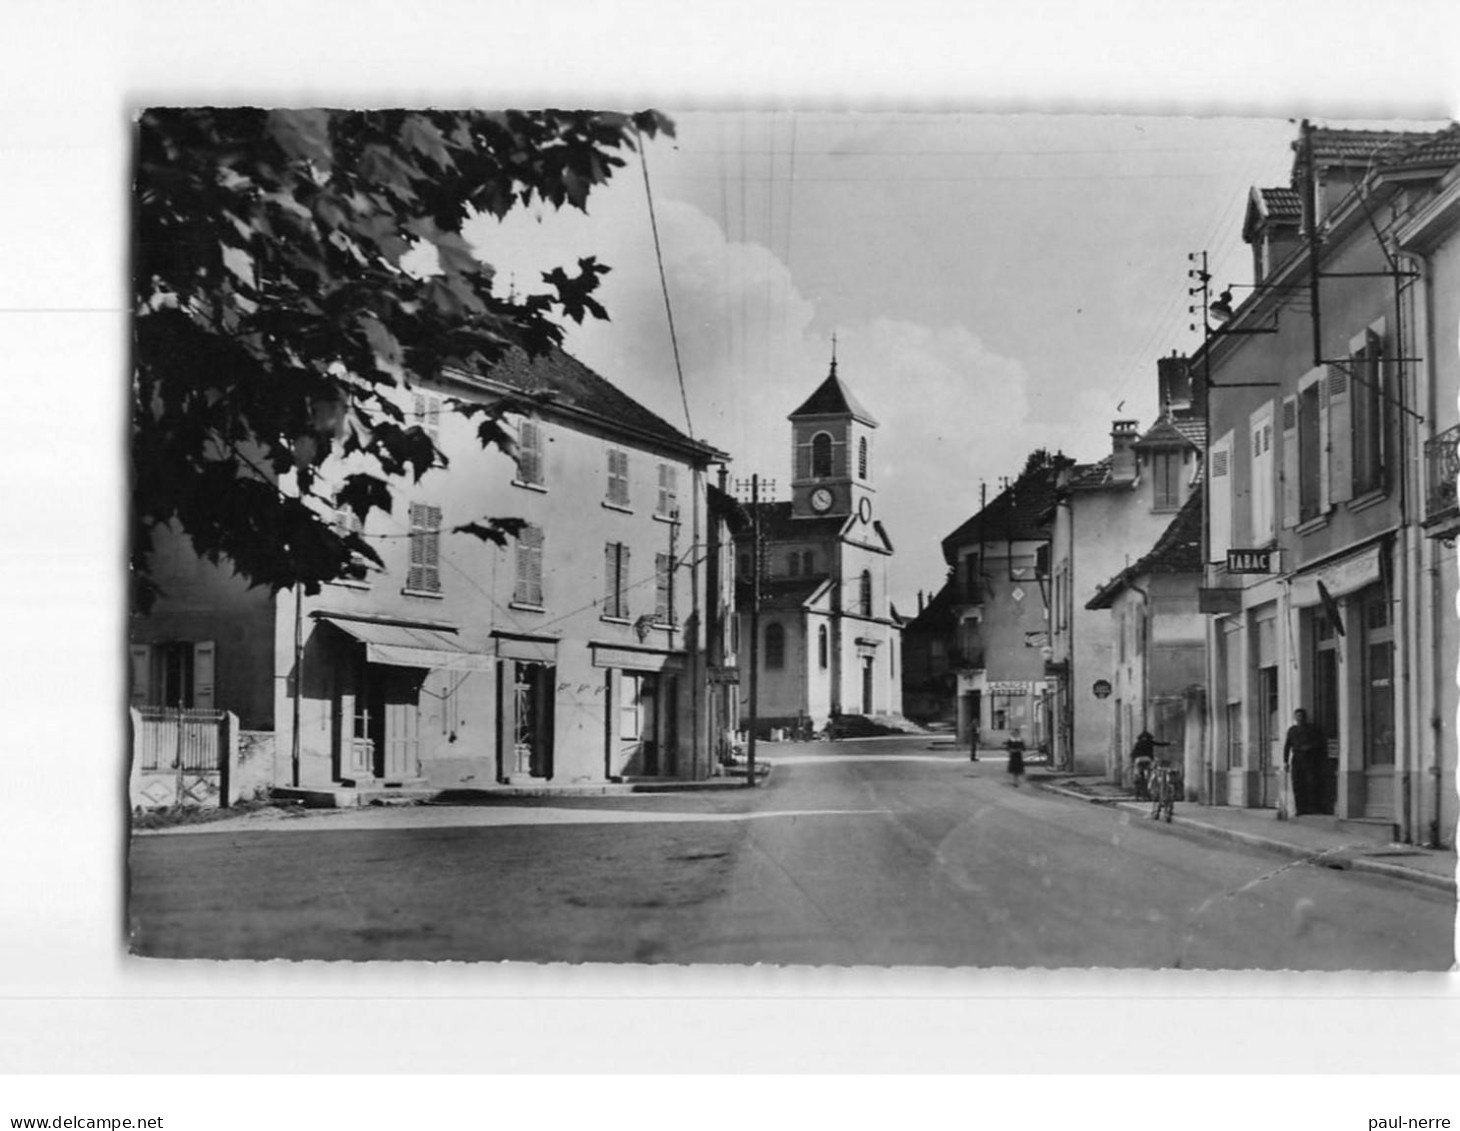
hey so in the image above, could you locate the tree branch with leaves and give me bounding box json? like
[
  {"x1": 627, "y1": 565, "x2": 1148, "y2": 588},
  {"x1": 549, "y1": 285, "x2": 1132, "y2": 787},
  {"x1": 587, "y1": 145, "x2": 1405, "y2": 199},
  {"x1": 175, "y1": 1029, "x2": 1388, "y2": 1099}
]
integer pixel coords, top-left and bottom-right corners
[{"x1": 132, "y1": 106, "x2": 672, "y2": 612}]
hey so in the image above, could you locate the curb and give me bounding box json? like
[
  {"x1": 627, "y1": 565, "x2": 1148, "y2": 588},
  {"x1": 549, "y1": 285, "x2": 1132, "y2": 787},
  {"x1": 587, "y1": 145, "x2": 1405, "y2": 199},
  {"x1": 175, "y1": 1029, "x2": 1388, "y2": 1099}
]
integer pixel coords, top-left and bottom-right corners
[{"x1": 1035, "y1": 781, "x2": 1456, "y2": 896}]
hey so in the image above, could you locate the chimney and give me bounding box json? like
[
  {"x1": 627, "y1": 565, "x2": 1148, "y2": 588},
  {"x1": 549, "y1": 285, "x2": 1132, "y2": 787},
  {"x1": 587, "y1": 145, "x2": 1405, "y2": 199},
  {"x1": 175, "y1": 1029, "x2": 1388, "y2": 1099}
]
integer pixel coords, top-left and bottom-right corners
[
  {"x1": 1110, "y1": 420, "x2": 1140, "y2": 483},
  {"x1": 1157, "y1": 352, "x2": 1192, "y2": 418},
  {"x1": 917, "y1": 590, "x2": 925, "y2": 614}
]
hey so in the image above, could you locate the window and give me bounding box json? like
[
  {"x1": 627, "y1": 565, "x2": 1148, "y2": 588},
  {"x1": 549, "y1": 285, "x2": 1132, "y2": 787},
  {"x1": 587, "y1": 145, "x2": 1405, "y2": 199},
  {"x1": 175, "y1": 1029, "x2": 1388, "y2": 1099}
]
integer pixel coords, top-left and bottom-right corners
[
  {"x1": 412, "y1": 393, "x2": 441, "y2": 444},
  {"x1": 516, "y1": 419, "x2": 544, "y2": 486},
  {"x1": 656, "y1": 463, "x2": 678, "y2": 518},
  {"x1": 407, "y1": 503, "x2": 442, "y2": 593},
  {"x1": 765, "y1": 623, "x2": 785, "y2": 670},
  {"x1": 1249, "y1": 404, "x2": 1275, "y2": 544},
  {"x1": 858, "y1": 436, "x2": 869, "y2": 480},
  {"x1": 131, "y1": 640, "x2": 216, "y2": 710},
  {"x1": 962, "y1": 553, "x2": 980, "y2": 603},
  {"x1": 654, "y1": 552, "x2": 673, "y2": 624},
  {"x1": 332, "y1": 503, "x2": 372, "y2": 581},
  {"x1": 802, "y1": 550, "x2": 815, "y2": 575},
  {"x1": 606, "y1": 449, "x2": 630, "y2": 506},
  {"x1": 811, "y1": 432, "x2": 833, "y2": 478},
  {"x1": 1298, "y1": 377, "x2": 1323, "y2": 522},
  {"x1": 157, "y1": 641, "x2": 194, "y2": 707},
  {"x1": 1152, "y1": 450, "x2": 1183, "y2": 510},
  {"x1": 1351, "y1": 330, "x2": 1386, "y2": 496},
  {"x1": 818, "y1": 624, "x2": 829, "y2": 669},
  {"x1": 788, "y1": 553, "x2": 800, "y2": 578},
  {"x1": 1210, "y1": 433, "x2": 1233, "y2": 559},
  {"x1": 514, "y1": 524, "x2": 544, "y2": 607},
  {"x1": 620, "y1": 672, "x2": 646, "y2": 740},
  {"x1": 604, "y1": 542, "x2": 630, "y2": 619},
  {"x1": 859, "y1": 569, "x2": 873, "y2": 616}
]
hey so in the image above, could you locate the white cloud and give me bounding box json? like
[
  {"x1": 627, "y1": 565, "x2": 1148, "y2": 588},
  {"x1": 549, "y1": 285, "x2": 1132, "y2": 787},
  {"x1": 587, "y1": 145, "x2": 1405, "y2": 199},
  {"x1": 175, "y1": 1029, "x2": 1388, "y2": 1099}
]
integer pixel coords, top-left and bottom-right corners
[{"x1": 468, "y1": 188, "x2": 1113, "y2": 606}]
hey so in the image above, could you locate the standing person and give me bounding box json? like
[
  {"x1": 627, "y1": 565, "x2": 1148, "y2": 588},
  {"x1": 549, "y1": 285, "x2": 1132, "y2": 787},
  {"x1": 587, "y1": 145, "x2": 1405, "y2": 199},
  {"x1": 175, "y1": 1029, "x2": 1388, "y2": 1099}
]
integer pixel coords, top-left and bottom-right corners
[
  {"x1": 1129, "y1": 729, "x2": 1169, "y2": 800},
  {"x1": 969, "y1": 714, "x2": 981, "y2": 762},
  {"x1": 1005, "y1": 729, "x2": 1026, "y2": 787},
  {"x1": 1283, "y1": 708, "x2": 1327, "y2": 816}
]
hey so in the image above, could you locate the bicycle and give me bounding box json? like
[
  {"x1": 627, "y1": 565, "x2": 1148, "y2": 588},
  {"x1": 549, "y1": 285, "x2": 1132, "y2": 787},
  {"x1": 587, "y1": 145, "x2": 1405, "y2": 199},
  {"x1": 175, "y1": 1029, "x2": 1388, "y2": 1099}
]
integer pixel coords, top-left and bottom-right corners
[{"x1": 1149, "y1": 760, "x2": 1179, "y2": 823}]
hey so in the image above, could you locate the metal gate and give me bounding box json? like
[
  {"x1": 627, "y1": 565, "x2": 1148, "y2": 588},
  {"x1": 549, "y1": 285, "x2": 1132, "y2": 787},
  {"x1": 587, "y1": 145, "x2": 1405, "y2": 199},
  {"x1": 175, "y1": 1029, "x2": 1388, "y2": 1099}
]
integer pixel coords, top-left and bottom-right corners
[{"x1": 131, "y1": 707, "x2": 230, "y2": 808}]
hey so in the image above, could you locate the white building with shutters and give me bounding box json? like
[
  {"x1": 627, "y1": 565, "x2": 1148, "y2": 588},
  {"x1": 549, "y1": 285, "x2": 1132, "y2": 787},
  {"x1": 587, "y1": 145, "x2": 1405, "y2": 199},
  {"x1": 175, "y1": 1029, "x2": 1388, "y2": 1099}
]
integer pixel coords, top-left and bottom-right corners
[
  {"x1": 130, "y1": 347, "x2": 732, "y2": 798},
  {"x1": 1046, "y1": 380, "x2": 1204, "y2": 780},
  {"x1": 1195, "y1": 123, "x2": 1459, "y2": 847}
]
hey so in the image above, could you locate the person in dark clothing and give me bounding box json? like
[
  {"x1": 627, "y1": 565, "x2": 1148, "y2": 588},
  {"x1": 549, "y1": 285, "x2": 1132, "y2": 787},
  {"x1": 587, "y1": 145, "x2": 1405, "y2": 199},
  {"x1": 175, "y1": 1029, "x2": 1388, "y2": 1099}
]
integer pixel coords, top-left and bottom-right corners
[
  {"x1": 969, "y1": 716, "x2": 981, "y2": 762},
  {"x1": 1284, "y1": 709, "x2": 1327, "y2": 816},
  {"x1": 1129, "y1": 730, "x2": 1169, "y2": 800},
  {"x1": 1005, "y1": 730, "x2": 1026, "y2": 786}
]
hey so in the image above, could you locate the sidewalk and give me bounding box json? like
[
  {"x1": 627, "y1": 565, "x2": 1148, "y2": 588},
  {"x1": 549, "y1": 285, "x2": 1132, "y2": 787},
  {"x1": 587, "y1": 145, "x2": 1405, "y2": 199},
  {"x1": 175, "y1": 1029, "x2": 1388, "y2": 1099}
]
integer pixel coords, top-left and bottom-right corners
[{"x1": 1033, "y1": 773, "x2": 1457, "y2": 895}]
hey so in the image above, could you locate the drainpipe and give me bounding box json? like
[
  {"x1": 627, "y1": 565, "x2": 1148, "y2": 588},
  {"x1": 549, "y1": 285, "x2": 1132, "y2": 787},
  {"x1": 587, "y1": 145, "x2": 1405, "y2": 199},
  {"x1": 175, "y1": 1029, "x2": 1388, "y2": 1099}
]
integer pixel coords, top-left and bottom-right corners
[
  {"x1": 1408, "y1": 248, "x2": 1446, "y2": 848},
  {"x1": 1129, "y1": 580, "x2": 1151, "y2": 791},
  {"x1": 690, "y1": 464, "x2": 702, "y2": 780},
  {"x1": 291, "y1": 583, "x2": 302, "y2": 788}
]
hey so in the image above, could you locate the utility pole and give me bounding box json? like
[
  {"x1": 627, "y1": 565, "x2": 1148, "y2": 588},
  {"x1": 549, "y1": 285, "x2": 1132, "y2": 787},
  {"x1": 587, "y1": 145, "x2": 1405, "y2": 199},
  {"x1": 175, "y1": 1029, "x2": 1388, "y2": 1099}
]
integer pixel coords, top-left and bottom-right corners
[
  {"x1": 746, "y1": 474, "x2": 761, "y2": 787},
  {"x1": 1303, "y1": 119, "x2": 1324, "y2": 369}
]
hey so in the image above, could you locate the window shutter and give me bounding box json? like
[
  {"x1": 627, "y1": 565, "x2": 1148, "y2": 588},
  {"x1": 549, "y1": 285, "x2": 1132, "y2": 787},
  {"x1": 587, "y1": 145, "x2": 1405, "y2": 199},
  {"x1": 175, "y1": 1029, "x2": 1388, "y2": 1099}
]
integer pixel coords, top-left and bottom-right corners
[
  {"x1": 621, "y1": 545, "x2": 630, "y2": 618},
  {"x1": 655, "y1": 553, "x2": 670, "y2": 622},
  {"x1": 518, "y1": 420, "x2": 542, "y2": 485},
  {"x1": 192, "y1": 641, "x2": 216, "y2": 709},
  {"x1": 1280, "y1": 396, "x2": 1300, "y2": 529},
  {"x1": 1317, "y1": 370, "x2": 1332, "y2": 512},
  {"x1": 424, "y1": 506, "x2": 441, "y2": 592},
  {"x1": 129, "y1": 644, "x2": 152, "y2": 706},
  {"x1": 1328, "y1": 365, "x2": 1353, "y2": 504},
  {"x1": 604, "y1": 542, "x2": 617, "y2": 615},
  {"x1": 515, "y1": 525, "x2": 543, "y2": 605},
  {"x1": 408, "y1": 503, "x2": 426, "y2": 590},
  {"x1": 1210, "y1": 433, "x2": 1233, "y2": 559},
  {"x1": 529, "y1": 527, "x2": 543, "y2": 606}
]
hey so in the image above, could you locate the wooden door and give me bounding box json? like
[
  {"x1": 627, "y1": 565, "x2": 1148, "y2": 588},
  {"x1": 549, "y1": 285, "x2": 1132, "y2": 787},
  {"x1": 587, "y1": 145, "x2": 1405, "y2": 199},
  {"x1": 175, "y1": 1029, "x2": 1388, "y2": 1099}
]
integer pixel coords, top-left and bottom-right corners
[
  {"x1": 377, "y1": 667, "x2": 422, "y2": 781},
  {"x1": 1362, "y1": 593, "x2": 1395, "y2": 820}
]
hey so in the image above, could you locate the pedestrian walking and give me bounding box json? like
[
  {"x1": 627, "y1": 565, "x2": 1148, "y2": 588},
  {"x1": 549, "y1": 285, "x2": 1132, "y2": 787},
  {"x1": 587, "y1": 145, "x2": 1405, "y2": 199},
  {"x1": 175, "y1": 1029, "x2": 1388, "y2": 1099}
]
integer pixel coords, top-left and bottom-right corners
[
  {"x1": 1004, "y1": 730, "x2": 1026, "y2": 787},
  {"x1": 1283, "y1": 708, "x2": 1327, "y2": 816},
  {"x1": 969, "y1": 716, "x2": 980, "y2": 762}
]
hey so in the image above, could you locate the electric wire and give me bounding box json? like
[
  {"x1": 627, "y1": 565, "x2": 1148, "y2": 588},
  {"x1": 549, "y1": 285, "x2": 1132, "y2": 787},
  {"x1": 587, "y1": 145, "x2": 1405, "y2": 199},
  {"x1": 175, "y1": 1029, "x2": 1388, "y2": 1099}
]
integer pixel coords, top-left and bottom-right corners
[{"x1": 636, "y1": 126, "x2": 694, "y2": 440}]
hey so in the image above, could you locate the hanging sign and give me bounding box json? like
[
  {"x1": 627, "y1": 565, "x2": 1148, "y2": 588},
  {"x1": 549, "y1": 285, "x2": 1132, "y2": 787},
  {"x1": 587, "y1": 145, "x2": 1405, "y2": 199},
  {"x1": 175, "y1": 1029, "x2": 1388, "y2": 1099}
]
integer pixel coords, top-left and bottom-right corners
[
  {"x1": 1092, "y1": 679, "x2": 1113, "y2": 699},
  {"x1": 1226, "y1": 548, "x2": 1276, "y2": 574}
]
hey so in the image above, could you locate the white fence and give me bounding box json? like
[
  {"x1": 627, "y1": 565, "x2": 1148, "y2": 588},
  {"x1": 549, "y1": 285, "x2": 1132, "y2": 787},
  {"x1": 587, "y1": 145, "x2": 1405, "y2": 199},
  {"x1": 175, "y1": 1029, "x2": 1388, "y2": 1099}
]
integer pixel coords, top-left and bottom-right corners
[{"x1": 129, "y1": 707, "x2": 240, "y2": 809}]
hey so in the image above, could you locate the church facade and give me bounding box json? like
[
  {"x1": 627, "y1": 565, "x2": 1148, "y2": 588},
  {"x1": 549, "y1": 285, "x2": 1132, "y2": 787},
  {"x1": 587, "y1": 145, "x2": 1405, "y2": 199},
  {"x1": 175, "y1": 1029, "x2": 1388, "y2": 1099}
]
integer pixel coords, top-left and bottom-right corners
[{"x1": 734, "y1": 361, "x2": 904, "y2": 736}]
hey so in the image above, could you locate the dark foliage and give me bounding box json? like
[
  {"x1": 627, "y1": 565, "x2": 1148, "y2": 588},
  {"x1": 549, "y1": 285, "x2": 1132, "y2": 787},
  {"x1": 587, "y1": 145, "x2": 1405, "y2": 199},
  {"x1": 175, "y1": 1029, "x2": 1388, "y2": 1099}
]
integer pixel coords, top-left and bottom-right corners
[{"x1": 133, "y1": 107, "x2": 672, "y2": 611}]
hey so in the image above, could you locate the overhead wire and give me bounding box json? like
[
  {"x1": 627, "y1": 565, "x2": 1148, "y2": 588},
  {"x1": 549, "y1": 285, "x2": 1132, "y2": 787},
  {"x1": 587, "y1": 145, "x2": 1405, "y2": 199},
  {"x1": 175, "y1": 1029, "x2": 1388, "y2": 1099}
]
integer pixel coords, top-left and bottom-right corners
[{"x1": 635, "y1": 124, "x2": 694, "y2": 439}]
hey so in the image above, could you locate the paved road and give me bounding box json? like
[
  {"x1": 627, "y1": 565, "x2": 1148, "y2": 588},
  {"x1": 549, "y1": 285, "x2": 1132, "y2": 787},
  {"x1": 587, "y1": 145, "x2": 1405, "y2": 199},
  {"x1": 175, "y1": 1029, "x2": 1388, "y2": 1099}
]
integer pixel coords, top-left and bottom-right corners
[{"x1": 128, "y1": 738, "x2": 1455, "y2": 968}]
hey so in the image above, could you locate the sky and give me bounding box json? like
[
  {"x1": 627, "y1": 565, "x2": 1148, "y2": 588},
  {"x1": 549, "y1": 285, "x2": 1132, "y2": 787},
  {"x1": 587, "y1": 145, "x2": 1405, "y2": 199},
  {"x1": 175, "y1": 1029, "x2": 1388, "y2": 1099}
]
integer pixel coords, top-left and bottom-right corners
[{"x1": 463, "y1": 110, "x2": 1435, "y2": 613}]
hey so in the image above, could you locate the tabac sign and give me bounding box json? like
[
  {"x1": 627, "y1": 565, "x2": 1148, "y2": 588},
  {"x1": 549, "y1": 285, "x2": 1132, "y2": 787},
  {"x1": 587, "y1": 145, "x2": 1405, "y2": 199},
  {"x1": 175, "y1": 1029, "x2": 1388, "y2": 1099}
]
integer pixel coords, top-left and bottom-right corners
[{"x1": 1226, "y1": 548, "x2": 1277, "y2": 575}]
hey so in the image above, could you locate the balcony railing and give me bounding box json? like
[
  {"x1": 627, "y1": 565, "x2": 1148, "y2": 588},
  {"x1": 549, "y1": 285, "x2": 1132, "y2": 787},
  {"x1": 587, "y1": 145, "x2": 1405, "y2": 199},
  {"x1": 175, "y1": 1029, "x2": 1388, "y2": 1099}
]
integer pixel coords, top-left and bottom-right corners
[{"x1": 1425, "y1": 424, "x2": 1459, "y2": 527}]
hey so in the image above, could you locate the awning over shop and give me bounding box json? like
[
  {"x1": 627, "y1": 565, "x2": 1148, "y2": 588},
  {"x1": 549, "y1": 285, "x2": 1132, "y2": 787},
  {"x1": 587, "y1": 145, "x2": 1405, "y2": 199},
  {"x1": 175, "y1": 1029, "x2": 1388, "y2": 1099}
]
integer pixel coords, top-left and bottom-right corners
[
  {"x1": 315, "y1": 615, "x2": 495, "y2": 671},
  {"x1": 1289, "y1": 544, "x2": 1384, "y2": 607},
  {"x1": 590, "y1": 642, "x2": 685, "y2": 673}
]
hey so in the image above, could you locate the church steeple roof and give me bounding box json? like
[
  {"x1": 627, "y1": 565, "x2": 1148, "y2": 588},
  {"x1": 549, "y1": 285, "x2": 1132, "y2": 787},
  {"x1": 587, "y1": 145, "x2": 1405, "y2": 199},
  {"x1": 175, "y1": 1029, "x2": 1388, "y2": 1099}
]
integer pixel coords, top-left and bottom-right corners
[{"x1": 787, "y1": 353, "x2": 879, "y2": 426}]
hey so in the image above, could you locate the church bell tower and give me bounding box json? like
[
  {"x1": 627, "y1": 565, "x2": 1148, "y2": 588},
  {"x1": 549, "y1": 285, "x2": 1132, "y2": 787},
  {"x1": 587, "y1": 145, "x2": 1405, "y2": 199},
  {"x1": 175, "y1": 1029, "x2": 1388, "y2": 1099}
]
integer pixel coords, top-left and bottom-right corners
[{"x1": 788, "y1": 349, "x2": 879, "y2": 525}]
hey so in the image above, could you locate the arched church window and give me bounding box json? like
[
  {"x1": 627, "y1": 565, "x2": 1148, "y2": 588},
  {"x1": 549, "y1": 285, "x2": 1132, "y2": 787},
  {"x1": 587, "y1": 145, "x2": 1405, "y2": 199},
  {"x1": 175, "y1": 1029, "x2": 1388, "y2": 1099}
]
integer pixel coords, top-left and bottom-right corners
[
  {"x1": 811, "y1": 432, "x2": 833, "y2": 478},
  {"x1": 765, "y1": 623, "x2": 785, "y2": 670}
]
